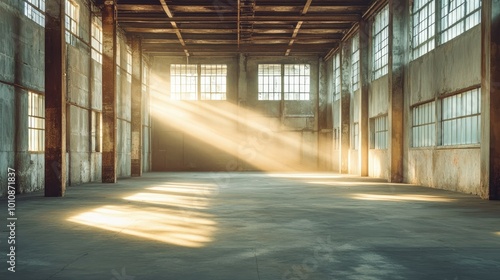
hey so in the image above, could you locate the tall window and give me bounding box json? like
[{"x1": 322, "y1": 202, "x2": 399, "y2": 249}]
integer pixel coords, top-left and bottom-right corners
[
  {"x1": 201, "y1": 65, "x2": 227, "y2": 100},
  {"x1": 372, "y1": 5, "x2": 389, "y2": 79},
  {"x1": 28, "y1": 92, "x2": 45, "y2": 152},
  {"x1": 24, "y1": 0, "x2": 45, "y2": 27},
  {"x1": 284, "y1": 64, "x2": 310, "y2": 100},
  {"x1": 370, "y1": 115, "x2": 388, "y2": 149},
  {"x1": 352, "y1": 122, "x2": 359, "y2": 150},
  {"x1": 351, "y1": 34, "x2": 360, "y2": 91},
  {"x1": 258, "y1": 64, "x2": 282, "y2": 100},
  {"x1": 441, "y1": 0, "x2": 482, "y2": 44},
  {"x1": 412, "y1": 101, "x2": 436, "y2": 147},
  {"x1": 91, "y1": 18, "x2": 102, "y2": 64},
  {"x1": 441, "y1": 88, "x2": 481, "y2": 145},
  {"x1": 412, "y1": 0, "x2": 436, "y2": 59},
  {"x1": 170, "y1": 64, "x2": 198, "y2": 100},
  {"x1": 91, "y1": 111, "x2": 101, "y2": 152},
  {"x1": 333, "y1": 53, "x2": 341, "y2": 101},
  {"x1": 126, "y1": 47, "x2": 132, "y2": 82},
  {"x1": 65, "y1": 0, "x2": 79, "y2": 45},
  {"x1": 333, "y1": 127, "x2": 340, "y2": 150}
]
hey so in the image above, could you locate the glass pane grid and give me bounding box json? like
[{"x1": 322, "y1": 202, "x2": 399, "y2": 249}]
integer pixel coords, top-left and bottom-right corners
[
  {"x1": 441, "y1": 88, "x2": 481, "y2": 146},
  {"x1": 412, "y1": 0, "x2": 436, "y2": 59},
  {"x1": 352, "y1": 35, "x2": 360, "y2": 91},
  {"x1": 373, "y1": 5, "x2": 389, "y2": 79},
  {"x1": 170, "y1": 64, "x2": 198, "y2": 100},
  {"x1": 28, "y1": 92, "x2": 45, "y2": 152},
  {"x1": 372, "y1": 115, "x2": 388, "y2": 149},
  {"x1": 284, "y1": 64, "x2": 310, "y2": 101},
  {"x1": 201, "y1": 64, "x2": 227, "y2": 100},
  {"x1": 91, "y1": 19, "x2": 102, "y2": 64},
  {"x1": 258, "y1": 64, "x2": 282, "y2": 100},
  {"x1": 65, "y1": 0, "x2": 79, "y2": 45},
  {"x1": 333, "y1": 54, "x2": 341, "y2": 101},
  {"x1": 441, "y1": 0, "x2": 481, "y2": 44},
  {"x1": 24, "y1": 0, "x2": 45, "y2": 27},
  {"x1": 412, "y1": 101, "x2": 436, "y2": 147}
]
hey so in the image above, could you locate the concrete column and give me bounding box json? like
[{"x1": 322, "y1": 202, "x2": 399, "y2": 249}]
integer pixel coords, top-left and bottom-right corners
[
  {"x1": 340, "y1": 41, "x2": 351, "y2": 174},
  {"x1": 359, "y1": 21, "x2": 370, "y2": 177},
  {"x1": 480, "y1": 0, "x2": 500, "y2": 200},
  {"x1": 388, "y1": 0, "x2": 406, "y2": 183},
  {"x1": 102, "y1": 1, "x2": 117, "y2": 183},
  {"x1": 44, "y1": 0, "x2": 67, "y2": 197},
  {"x1": 131, "y1": 37, "x2": 142, "y2": 177}
]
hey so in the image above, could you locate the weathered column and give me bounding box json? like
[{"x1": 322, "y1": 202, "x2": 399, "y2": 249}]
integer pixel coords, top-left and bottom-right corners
[
  {"x1": 340, "y1": 41, "x2": 351, "y2": 174},
  {"x1": 388, "y1": 0, "x2": 406, "y2": 183},
  {"x1": 45, "y1": 0, "x2": 67, "y2": 197},
  {"x1": 131, "y1": 37, "x2": 142, "y2": 177},
  {"x1": 359, "y1": 21, "x2": 370, "y2": 177},
  {"x1": 480, "y1": 0, "x2": 500, "y2": 200},
  {"x1": 102, "y1": 1, "x2": 117, "y2": 183}
]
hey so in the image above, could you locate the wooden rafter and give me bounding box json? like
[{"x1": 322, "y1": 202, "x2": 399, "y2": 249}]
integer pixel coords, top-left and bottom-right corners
[
  {"x1": 285, "y1": 0, "x2": 313, "y2": 56},
  {"x1": 158, "y1": 0, "x2": 189, "y2": 57}
]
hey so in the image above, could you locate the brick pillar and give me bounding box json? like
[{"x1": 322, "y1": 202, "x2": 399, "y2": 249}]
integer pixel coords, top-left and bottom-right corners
[
  {"x1": 45, "y1": 0, "x2": 67, "y2": 197},
  {"x1": 480, "y1": 0, "x2": 500, "y2": 199},
  {"x1": 102, "y1": 1, "x2": 117, "y2": 183}
]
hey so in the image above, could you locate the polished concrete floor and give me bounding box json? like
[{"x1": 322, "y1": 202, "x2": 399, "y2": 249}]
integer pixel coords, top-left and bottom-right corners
[{"x1": 1, "y1": 172, "x2": 500, "y2": 280}]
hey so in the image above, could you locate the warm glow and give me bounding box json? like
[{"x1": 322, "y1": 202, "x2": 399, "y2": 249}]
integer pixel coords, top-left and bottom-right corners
[
  {"x1": 123, "y1": 192, "x2": 209, "y2": 209},
  {"x1": 307, "y1": 181, "x2": 387, "y2": 186},
  {"x1": 68, "y1": 205, "x2": 216, "y2": 248},
  {"x1": 268, "y1": 173, "x2": 342, "y2": 179},
  {"x1": 147, "y1": 184, "x2": 218, "y2": 196},
  {"x1": 149, "y1": 71, "x2": 320, "y2": 171},
  {"x1": 351, "y1": 193, "x2": 454, "y2": 202},
  {"x1": 495, "y1": 232, "x2": 500, "y2": 236}
]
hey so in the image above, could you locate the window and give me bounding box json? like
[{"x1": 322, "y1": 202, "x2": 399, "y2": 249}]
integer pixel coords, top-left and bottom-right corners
[
  {"x1": 333, "y1": 127, "x2": 340, "y2": 150},
  {"x1": 412, "y1": 101, "x2": 436, "y2": 147},
  {"x1": 351, "y1": 34, "x2": 360, "y2": 91},
  {"x1": 91, "y1": 18, "x2": 102, "y2": 64},
  {"x1": 441, "y1": 88, "x2": 481, "y2": 145},
  {"x1": 352, "y1": 122, "x2": 359, "y2": 150},
  {"x1": 370, "y1": 115, "x2": 388, "y2": 149},
  {"x1": 284, "y1": 64, "x2": 310, "y2": 100},
  {"x1": 65, "y1": 0, "x2": 79, "y2": 45},
  {"x1": 258, "y1": 64, "x2": 282, "y2": 100},
  {"x1": 170, "y1": 64, "x2": 228, "y2": 101},
  {"x1": 126, "y1": 47, "x2": 132, "y2": 82},
  {"x1": 24, "y1": 0, "x2": 45, "y2": 27},
  {"x1": 201, "y1": 65, "x2": 227, "y2": 100},
  {"x1": 373, "y1": 5, "x2": 389, "y2": 79},
  {"x1": 258, "y1": 64, "x2": 310, "y2": 101},
  {"x1": 412, "y1": 0, "x2": 436, "y2": 59},
  {"x1": 441, "y1": 0, "x2": 481, "y2": 44},
  {"x1": 91, "y1": 111, "x2": 102, "y2": 152},
  {"x1": 170, "y1": 64, "x2": 198, "y2": 100},
  {"x1": 28, "y1": 92, "x2": 45, "y2": 152},
  {"x1": 333, "y1": 53, "x2": 341, "y2": 101}
]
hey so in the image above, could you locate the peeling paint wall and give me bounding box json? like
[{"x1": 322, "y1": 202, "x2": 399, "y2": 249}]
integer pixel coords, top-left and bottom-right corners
[
  {"x1": 405, "y1": 26, "x2": 481, "y2": 195},
  {"x1": 0, "y1": 1, "x2": 45, "y2": 195},
  {"x1": 0, "y1": 1, "x2": 151, "y2": 196}
]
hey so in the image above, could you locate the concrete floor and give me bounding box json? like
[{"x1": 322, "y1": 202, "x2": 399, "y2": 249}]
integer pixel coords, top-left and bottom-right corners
[{"x1": 1, "y1": 172, "x2": 500, "y2": 280}]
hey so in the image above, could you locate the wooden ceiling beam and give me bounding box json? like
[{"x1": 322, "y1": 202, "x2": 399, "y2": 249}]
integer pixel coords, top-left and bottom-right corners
[{"x1": 158, "y1": 0, "x2": 189, "y2": 57}]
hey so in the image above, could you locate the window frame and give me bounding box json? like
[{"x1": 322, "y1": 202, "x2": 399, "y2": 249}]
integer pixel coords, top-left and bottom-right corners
[
  {"x1": 351, "y1": 34, "x2": 360, "y2": 91},
  {"x1": 412, "y1": 101, "x2": 437, "y2": 148},
  {"x1": 170, "y1": 64, "x2": 228, "y2": 101},
  {"x1": 258, "y1": 64, "x2": 311, "y2": 101},
  {"x1": 24, "y1": 0, "x2": 45, "y2": 27},
  {"x1": 28, "y1": 91, "x2": 45, "y2": 152},
  {"x1": 333, "y1": 53, "x2": 341, "y2": 101},
  {"x1": 370, "y1": 115, "x2": 389, "y2": 150},
  {"x1": 372, "y1": 5, "x2": 389, "y2": 80},
  {"x1": 91, "y1": 17, "x2": 103, "y2": 64},
  {"x1": 65, "y1": 0, "x2": 79, "y2": 45}
]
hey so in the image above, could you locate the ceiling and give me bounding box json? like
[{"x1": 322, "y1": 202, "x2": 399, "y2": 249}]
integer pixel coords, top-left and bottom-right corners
[{"x1": 108, "y1": 0, "x2": 375, "y2": 57}]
